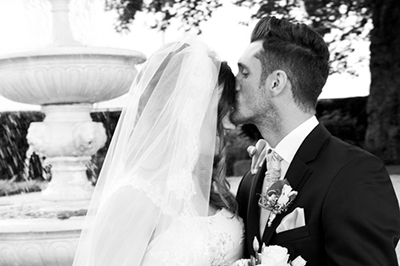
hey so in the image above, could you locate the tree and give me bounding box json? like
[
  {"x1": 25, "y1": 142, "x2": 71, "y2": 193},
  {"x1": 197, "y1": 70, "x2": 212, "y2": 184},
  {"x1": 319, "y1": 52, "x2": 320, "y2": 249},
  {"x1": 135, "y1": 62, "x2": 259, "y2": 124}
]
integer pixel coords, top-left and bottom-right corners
[
  {"x1": 365, "y1": 0, "x2": 400, "y2": 164},
  {"x1": 106, "y1": 0, "x2": 400, "y2": 164}
]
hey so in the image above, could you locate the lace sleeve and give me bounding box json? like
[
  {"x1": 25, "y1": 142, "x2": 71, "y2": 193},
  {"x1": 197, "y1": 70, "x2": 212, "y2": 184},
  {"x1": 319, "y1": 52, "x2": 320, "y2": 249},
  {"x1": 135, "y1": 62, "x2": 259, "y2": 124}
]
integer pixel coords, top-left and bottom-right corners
[
  {"x1": 100, "y1": 174, "x2": 164, "y2": 211},
  {"x1": 101, "y1": 163, "x2": 199, "y2": 217}
]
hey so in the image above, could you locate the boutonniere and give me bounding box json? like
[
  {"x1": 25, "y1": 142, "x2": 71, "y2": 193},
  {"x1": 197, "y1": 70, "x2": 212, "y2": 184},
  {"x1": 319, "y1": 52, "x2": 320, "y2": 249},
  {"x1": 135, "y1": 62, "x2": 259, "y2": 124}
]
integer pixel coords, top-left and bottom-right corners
[{"x1": 258, "y1": 180, "x2": 298, "y2": 227}]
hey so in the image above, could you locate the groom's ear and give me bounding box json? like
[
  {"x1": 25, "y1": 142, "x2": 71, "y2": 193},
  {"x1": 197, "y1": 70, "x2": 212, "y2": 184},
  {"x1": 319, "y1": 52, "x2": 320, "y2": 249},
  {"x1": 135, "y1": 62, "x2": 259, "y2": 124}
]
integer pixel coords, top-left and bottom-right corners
[{"x1": 268, "y1": 70, "x2": 288, "y2": 96}]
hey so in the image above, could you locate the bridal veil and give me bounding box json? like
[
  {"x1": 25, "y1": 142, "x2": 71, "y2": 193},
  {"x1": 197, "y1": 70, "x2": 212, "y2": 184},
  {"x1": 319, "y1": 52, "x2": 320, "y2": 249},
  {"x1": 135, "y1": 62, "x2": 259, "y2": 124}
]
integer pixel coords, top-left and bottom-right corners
[{"x1": 73, "y1": 37, "x2": 222, "y2": 266}]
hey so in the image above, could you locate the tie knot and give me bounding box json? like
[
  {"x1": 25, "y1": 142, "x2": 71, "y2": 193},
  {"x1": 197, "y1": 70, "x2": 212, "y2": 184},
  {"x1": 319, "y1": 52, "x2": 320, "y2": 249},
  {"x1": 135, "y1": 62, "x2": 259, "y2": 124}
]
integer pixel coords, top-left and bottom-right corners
[
  {"x1": 266, "y1": 149, "x2": 282, "y2": 170},
  {"x1": 267, "y1": 149, "x2": 282, "y2": 162}
]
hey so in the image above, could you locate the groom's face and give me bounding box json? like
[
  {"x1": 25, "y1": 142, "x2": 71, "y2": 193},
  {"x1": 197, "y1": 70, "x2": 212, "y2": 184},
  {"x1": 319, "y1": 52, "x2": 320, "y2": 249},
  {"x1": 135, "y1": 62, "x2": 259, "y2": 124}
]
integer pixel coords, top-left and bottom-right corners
[{"x1": 231, "y1": 41, "x2": 266, "y2": 125}]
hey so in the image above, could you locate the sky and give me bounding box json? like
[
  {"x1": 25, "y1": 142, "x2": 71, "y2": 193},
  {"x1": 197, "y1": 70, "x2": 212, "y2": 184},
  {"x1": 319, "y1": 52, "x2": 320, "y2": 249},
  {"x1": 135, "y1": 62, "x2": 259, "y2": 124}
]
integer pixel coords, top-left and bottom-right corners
[{"x1": 0, "y1": 0, "x2": 370, "y2": 111}]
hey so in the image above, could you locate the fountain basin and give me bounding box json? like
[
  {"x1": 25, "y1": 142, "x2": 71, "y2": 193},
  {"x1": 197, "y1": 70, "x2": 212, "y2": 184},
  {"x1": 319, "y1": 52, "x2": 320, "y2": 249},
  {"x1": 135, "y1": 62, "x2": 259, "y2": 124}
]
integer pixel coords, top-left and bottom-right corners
[
  {"x1": 0, "y1": 192, "x2": 87, "y2": 266},
  {"x1": 0, "y1": 219, "x2": 82, "y2": 266},
  {"x1": 0, "y1": 46, "x2": 146, "y2": 105}
]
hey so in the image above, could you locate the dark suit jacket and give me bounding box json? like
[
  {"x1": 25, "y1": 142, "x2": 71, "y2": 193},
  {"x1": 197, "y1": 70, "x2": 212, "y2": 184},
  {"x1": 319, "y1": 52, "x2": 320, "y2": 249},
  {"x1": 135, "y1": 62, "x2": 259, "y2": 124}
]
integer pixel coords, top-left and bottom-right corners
[{"x1": 236, "y1": 123, "x2": 400, "y2": 266}]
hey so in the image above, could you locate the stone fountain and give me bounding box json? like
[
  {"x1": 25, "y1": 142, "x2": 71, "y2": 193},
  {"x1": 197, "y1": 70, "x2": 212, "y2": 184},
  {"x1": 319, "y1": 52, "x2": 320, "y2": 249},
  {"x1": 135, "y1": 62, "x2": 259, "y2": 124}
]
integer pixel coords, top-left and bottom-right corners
[
  {"x1": 0, "y1": 0, "x2": 145, "y2": 201},
  {"x1": 0, "y1": 0, "x2": 145, "y2": 265}
]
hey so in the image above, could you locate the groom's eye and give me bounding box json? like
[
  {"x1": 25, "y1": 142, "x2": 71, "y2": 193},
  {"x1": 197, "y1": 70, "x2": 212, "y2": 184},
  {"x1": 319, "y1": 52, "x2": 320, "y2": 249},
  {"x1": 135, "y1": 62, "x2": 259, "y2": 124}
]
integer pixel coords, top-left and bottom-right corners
[
  {"x1": 239, "y1": 68, "x2": 247, "y2": 76},
  {"x1": 238, "y1": 64, "x2": 249, "y2": 78}
]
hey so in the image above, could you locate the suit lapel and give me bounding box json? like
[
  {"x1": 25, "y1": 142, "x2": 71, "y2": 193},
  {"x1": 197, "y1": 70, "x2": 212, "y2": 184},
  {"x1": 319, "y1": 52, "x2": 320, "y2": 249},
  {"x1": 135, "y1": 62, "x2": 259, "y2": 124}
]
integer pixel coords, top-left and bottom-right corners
[
  {"x1": 261, "y1": 124, "x2": 331, "y2": 244},
  {"x1": 261, "y1": 157, "x2": 312, "y2": 243},
  {"x1": 246, "y1": 160, "x2": 266, "y2": 255}
]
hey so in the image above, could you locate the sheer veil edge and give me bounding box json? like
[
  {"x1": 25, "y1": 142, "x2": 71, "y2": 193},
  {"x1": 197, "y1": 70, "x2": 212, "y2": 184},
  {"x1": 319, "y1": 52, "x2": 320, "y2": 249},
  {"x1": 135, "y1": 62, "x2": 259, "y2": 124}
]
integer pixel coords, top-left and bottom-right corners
[{"x1": 72, "y1": 36, "x2": 222, "y2": 266}]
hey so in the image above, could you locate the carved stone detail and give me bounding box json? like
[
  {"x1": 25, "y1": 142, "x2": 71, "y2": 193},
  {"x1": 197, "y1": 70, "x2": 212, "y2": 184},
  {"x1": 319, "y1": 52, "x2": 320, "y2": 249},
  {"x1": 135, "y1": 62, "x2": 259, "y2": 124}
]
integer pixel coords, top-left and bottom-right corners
[
  {"x1": 0, "y1": 222, "x2": 81, "y2": 266},
  {"x1": 27, "y1": 106, "x2": 107, "y2": 158},
  {"x1": 0, "y1": 48, "x2": 144, "y2": 105},
  {"x1": 26, "y1": 104, "x2": 107, "y2": 201}
]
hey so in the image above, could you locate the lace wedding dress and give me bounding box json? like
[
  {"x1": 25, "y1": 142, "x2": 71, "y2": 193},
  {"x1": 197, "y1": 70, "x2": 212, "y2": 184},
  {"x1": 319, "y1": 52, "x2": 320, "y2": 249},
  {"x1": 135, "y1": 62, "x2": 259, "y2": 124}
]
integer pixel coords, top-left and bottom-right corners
[{"x1": 142, "y1": 208, "x2": 244, "y2": 266}]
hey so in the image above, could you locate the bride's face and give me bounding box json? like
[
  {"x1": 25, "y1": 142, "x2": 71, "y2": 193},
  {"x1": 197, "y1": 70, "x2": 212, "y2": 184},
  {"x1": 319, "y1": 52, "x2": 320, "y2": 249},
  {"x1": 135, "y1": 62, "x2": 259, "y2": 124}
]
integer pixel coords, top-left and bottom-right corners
[
  {"x1": 218, "y1": 85, "x2": 236, "y2": 130},
  {"x1": 213, "y1": 83, "x2": 236, "y2": 158},
  {"x1": 217, "y1": 61, "x2": 236, "y2": 132}
]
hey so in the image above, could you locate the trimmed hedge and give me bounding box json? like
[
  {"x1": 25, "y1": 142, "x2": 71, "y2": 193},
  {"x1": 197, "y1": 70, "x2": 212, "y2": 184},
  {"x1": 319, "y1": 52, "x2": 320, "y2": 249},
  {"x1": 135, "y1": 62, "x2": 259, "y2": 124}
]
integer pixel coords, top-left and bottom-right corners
[
  {"x1": 239, "y1": 96, "x2": 368, "y2": 147},
  {"x1": 316, "y1": 96, "x2": 367, "y2": 147},
  {"x1": 0, "y1": 112, "x2": 44, "y2": 182},
  {"x1": 88, "y1": 111, "x2": 121, "y2": 184}
]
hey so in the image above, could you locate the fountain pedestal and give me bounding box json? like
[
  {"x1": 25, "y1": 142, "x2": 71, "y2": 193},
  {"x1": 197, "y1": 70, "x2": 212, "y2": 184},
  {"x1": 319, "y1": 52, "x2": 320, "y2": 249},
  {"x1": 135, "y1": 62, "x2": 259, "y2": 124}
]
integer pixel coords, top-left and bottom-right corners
[{"x1": 27, "y1": 104, "x2": 106, "y2": 201}]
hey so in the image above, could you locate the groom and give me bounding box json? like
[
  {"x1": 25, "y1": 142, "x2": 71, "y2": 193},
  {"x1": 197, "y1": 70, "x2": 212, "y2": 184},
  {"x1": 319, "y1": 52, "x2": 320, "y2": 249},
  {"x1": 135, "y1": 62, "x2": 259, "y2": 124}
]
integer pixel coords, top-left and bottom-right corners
[{"x1": 232, "y1": 16, "x2": 400, "y2": 265}]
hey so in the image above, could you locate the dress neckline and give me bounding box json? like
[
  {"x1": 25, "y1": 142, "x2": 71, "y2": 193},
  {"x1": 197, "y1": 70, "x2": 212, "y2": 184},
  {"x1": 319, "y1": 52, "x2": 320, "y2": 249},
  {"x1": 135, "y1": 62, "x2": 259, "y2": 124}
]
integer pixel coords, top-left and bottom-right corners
[{"x1": 207, "y1": 208, "x2": 230, "y2": 218}]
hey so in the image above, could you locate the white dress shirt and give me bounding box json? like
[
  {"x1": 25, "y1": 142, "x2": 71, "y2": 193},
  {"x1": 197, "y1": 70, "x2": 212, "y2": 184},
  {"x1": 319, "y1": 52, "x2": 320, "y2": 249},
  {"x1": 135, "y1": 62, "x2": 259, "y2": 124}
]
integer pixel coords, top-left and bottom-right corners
[
  {"x1": 267, "y1": 116, "x2": 319, "y2": 180},
  {"x1": 260, "y1": 116, "x2": 318, "y2": 235}
]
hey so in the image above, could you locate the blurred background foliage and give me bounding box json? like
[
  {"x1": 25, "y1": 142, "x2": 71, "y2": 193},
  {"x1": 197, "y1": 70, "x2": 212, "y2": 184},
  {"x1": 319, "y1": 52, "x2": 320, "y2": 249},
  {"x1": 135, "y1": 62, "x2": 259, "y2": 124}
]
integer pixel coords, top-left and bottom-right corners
[
  {"x1": 0, "y1": 96, "x2": 369, "y2": 189},
  {"x1": 0, "y1": 112, "x2": 44, "y2": 182}
]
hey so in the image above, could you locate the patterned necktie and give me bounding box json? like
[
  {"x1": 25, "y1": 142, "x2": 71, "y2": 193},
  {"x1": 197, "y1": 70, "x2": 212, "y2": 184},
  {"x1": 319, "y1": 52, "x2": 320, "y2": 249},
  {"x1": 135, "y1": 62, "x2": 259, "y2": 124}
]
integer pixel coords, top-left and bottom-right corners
[{"x1": 260, "y1": 149, "x2": 283, "y2": 235}]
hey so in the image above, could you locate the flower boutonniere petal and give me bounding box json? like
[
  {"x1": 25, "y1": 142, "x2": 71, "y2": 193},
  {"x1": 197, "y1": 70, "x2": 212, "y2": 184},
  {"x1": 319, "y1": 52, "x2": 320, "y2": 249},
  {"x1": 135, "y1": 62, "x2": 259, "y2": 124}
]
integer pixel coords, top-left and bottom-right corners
[{"x1": 258, "y1": 179, "x2": 298, "y2": 227}]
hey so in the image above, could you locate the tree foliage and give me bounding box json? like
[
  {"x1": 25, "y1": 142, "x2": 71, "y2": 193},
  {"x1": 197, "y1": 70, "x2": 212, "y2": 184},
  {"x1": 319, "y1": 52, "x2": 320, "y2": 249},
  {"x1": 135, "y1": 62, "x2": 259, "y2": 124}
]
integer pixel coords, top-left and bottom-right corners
[
  {"x1": 106, "y1": 0, "x2": 372, "y2": 75},
  {"x1": 105, "y1": 0, "x2": 222, "y2": 33},
  {"x1": 234, "y1": 0, "x2": 372, "y2": 75}
]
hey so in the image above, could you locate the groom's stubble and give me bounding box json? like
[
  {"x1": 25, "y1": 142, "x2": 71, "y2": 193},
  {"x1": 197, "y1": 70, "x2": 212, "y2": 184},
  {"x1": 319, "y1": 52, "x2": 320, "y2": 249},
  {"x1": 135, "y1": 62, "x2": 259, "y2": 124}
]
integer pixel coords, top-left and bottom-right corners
[{"x1": 231, "y1": 84, "x2": 281, "y2": 139}]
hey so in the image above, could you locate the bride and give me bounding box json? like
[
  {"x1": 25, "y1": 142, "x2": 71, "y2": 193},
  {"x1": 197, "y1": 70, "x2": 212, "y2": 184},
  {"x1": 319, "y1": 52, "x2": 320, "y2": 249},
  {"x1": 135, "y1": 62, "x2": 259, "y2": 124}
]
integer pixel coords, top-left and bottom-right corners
[{"x1": 72, "y1": 37, "x2": 244, "y2": 266}]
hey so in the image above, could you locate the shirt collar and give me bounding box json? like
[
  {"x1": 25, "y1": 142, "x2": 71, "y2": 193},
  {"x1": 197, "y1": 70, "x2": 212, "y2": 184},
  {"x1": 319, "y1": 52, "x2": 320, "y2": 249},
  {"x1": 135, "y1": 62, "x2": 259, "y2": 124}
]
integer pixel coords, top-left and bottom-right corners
[{"x1": 269, "y1": 116, "x2": 319, "y2": 164}]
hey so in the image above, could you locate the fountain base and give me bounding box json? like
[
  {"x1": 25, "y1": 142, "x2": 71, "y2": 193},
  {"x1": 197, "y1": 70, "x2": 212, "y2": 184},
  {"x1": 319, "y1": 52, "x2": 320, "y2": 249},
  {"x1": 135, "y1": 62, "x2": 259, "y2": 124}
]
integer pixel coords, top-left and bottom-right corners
[
  {"x1": 0, "y1": 192, "x2": 88, "y2": 266},
  {"x1": 41, "y1": 157, "x2": 94, "y2": 201}
]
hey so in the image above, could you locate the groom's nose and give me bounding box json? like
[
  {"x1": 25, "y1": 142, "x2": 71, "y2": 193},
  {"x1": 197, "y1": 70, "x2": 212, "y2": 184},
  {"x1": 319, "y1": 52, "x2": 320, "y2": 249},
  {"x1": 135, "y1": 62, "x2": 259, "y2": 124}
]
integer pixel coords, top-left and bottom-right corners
[{"x1": 235, "y1": 76, "x2": 241, "y2": 91}]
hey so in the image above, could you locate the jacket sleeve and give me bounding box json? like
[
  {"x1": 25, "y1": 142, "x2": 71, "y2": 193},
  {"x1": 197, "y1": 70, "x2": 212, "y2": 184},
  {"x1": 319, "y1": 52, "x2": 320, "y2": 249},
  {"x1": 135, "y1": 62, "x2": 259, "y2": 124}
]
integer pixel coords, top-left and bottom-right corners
[
  {"x1": 322, "y1": 154, "x2": 400, "y2": 266},
  {"x1": 236, "y1": 170, "x2": 255, "y2": 259},
  {"x1": 236, "y1": 171, "x2": 253, "y2": 223}
]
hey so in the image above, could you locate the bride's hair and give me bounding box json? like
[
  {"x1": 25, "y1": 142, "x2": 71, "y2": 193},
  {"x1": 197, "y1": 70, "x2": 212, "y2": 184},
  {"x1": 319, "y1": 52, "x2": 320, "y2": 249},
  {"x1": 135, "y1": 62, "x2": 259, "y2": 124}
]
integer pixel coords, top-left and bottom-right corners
[{"x1": 210, "y1": 61, "x2": 238, "y2": 215}]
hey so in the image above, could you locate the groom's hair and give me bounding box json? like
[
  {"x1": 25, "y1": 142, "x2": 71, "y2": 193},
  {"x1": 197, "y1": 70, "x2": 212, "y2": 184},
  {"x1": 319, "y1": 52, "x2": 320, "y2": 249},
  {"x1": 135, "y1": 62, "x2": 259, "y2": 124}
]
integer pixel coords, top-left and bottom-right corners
[{"x1": 251, "y1": 16, "x2": 330, "y2": 112}]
